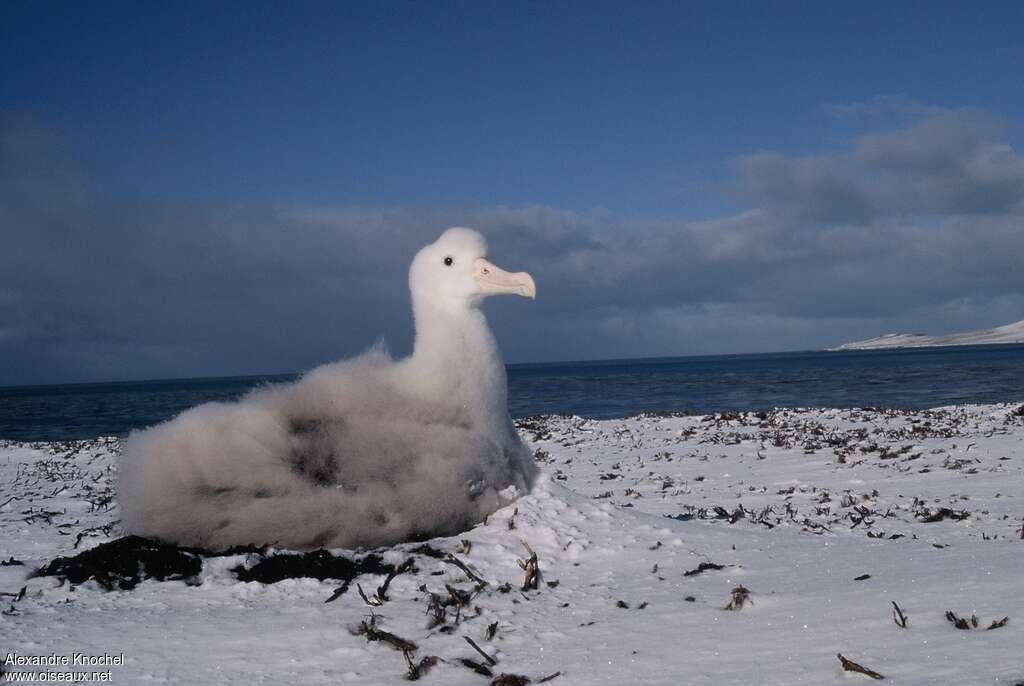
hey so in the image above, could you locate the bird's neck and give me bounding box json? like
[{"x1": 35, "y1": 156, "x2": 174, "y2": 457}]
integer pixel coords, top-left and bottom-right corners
[{"x1": 407, "y1": 300, "x2": 508, "y2": 420}]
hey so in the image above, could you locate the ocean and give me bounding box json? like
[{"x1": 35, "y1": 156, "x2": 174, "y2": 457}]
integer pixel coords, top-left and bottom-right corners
[{"x1": 2, "y1": 344, "x2": 1022, "y2": 442}]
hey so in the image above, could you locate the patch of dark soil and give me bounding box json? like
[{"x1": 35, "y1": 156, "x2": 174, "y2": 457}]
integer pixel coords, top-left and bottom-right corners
[
  {"x1": 683, "y1": 562, "x2": 726, "y2": 577},
  {"x1": 233, "y1": 549, "x2": 394, "y2": 584},
  {"x1": 34, "y1": 536, "x2": 436, "y2": 590},
  {"x1": 32, "y1": 536, "x2": 204, "y2": 590},
  {"x1": 406, "y1": 543, "x2": 447, "y2": 559},
  {"x1": 915, "y1": 506, "x2": 970, "y2": 523}
]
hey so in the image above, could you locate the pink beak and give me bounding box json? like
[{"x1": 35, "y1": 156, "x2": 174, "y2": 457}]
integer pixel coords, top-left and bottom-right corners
[{"x1": 473, "y1": 258, "x2": 537, "y2": 299}]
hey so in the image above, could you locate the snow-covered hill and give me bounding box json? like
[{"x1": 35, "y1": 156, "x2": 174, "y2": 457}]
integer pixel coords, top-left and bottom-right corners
[
  {"x1": 835, "y1": 319, "x2": 1024, "y2": 350},
  {"x1": 3, "y1": 404, "x2": 1024, "y2": 684}
]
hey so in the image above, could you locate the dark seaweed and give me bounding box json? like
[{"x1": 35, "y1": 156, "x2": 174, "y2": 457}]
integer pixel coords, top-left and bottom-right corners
[
  {"x1": 233, "y1": 549, "x2": 393, "y2": 584},
  {"x1": 32, "y1": 536, "x2": 203, "y2": 590},
  {"x1": 33, "y1": 535, "x2": 433, "y2": 591}
]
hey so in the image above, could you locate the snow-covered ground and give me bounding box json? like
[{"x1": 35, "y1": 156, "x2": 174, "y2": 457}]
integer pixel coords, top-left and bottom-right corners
[
  {"x1": 835, "y1": 319, "x2": 1024, "y2": 350},
  {"x1": 3, "y1": 404, "x2": 1024, "y2": 685}
]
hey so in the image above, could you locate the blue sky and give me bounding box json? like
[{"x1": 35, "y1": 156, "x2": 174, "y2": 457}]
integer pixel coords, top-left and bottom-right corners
[
  {"x1": 6, "y1": 1, "x2": 1023, "y2": 215},
  {"x1": 2, "y1": 2, "x2": 1024, "y2": 384}
]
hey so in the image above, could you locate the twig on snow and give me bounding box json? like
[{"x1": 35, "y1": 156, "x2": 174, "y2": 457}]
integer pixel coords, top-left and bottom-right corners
[
  {"x1": 445, "y1": 553, "x2": 488, "y2": 586},
  {"x1": 356, "y1": 619, "x2": 418, "y2": 653},
  {"x1": 891, "y1": 601, "x2": 908, "y2": 628},
  {"x1": 464, "y1": 636, "x2": 497, "y2": 666},
  {"x1": 517, "y1": 540, "x2": 540, "y2": 591},
  {"x1": 403, "y1": 652, "x2": 439, "y2": 681},
  {"x1": 837, "y1": 653, "x2": 885, "y2": 680},
  {"x1": 723, "y1": 585, "x2": 751, "y2": 610}
]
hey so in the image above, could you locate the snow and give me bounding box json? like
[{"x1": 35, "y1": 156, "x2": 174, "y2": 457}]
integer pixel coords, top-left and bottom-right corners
[
  {"x1": 835, "y1": 319, "x2": 1024, "y2": 350},
  {"x1": 3, "y1": 404, "x2": 1024, "y2": 684}
]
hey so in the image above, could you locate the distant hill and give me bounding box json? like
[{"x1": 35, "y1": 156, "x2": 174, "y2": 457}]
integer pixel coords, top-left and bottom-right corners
[{"x1": 835, "y1": 319, "x2": 1024, "y2": 350}]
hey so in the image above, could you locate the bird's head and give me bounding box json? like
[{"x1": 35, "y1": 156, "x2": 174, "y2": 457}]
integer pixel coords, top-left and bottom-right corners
[{"x1": 409, "y1": 228, "x2": 536, "y2": 312}]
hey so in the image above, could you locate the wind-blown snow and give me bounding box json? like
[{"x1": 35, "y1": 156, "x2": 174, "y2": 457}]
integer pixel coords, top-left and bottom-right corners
[
  {"x1": 3, "y1": 403, "x2": 1023, "y2": 684},
  {"x1": 836, "y1": 319, "x2": 1024, "y2": 350}
]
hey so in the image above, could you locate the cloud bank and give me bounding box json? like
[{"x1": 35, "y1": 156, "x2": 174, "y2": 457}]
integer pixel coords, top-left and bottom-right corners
[{"x1": 2, "y1": 102, "x2": 1023, "y2": 385}]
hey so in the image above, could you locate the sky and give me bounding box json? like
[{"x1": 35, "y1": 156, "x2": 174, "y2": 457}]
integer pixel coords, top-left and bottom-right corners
[{"x1": 2, "y1": 1, "x2": 1024, "y2": 385}]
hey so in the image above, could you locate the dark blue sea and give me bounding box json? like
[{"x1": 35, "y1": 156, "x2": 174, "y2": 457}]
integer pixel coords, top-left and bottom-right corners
[{"x1": 2, "y1": 345, "x2": 1023, "y2": 442}]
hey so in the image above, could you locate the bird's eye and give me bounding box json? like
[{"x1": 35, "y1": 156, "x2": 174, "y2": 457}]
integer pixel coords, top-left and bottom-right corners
[{"x1": 443, "y1": 256, "x2": 454, "y2": 267}]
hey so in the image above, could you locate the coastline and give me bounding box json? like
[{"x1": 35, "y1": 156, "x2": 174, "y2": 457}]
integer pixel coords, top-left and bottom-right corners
[{"x1": 835, "y1": 319, "x2": 1024, "y2": 351}]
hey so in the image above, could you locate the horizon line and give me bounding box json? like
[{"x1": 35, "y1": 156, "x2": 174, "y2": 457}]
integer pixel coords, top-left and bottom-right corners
[{"x1": 5, "y1": 342, "x2": 1023, "y2": 392}]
